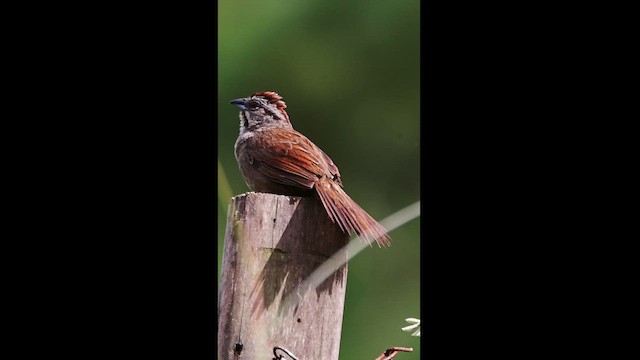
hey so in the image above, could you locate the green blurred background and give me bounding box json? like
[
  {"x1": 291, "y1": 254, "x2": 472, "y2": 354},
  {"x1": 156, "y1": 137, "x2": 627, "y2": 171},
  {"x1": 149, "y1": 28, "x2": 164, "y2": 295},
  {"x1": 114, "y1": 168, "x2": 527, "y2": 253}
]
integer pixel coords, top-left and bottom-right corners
[{"x1": 218, "y1": 1, "x2": 420, "y2": 358}]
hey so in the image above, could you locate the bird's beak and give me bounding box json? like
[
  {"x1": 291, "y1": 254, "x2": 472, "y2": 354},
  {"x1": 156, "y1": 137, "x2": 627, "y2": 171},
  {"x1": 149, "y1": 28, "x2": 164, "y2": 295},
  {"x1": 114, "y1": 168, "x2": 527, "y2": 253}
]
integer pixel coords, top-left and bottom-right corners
[{"x1": 230, "y1": 98, "x2": 247, "y2": 111}]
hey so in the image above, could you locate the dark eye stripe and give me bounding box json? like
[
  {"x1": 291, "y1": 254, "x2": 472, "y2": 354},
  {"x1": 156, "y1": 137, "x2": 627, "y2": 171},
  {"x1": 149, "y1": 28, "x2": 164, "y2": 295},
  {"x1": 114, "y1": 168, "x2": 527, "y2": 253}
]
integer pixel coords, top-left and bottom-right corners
[{"x1": 264, "y1": 107, "x2": 282, "y2": 120}]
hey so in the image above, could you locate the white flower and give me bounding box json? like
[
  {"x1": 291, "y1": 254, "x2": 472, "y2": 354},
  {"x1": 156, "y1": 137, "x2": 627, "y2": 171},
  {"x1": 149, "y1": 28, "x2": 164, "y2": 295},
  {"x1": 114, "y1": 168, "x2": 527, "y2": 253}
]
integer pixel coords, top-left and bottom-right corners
[{"x1": 401, "y1": 317, "x2": 421, "y2": 337}]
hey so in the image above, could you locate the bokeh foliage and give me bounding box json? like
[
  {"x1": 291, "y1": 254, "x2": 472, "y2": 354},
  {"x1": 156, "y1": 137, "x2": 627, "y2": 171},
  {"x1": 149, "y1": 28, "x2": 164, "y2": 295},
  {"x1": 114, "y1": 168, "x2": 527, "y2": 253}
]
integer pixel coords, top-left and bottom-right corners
[{"x1": 218, "y1": 1, "x2": 420, "y2": 358}]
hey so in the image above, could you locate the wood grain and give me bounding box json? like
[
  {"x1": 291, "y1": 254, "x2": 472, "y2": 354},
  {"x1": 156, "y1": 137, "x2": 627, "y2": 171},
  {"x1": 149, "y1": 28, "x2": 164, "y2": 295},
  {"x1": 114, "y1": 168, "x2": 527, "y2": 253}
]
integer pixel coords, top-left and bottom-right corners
[{"x1": 218, "y1": 192, "x2": 349, "y2": 360}]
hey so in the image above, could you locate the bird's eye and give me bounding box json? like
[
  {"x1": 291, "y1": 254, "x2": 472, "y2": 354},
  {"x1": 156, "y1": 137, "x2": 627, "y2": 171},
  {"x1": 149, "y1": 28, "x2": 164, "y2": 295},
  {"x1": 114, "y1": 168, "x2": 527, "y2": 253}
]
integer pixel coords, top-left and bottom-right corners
[{"x1": 246, "y1": 100, "x2": 260, "y2": 110}]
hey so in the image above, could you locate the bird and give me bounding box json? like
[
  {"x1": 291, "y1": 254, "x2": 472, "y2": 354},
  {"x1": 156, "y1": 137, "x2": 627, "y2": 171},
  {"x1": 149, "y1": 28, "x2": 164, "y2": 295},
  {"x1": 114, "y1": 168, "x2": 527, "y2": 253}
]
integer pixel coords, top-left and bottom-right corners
[{"x1": 230, "y1": 91, "x2": 390, "y2": 247}]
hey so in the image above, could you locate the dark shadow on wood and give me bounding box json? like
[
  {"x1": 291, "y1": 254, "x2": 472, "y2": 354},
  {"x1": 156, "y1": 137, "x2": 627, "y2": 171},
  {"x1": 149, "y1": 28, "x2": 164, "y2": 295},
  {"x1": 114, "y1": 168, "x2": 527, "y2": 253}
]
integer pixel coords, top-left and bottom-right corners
[{"x1": 249, "y1": 196, "x2": 348, "y2": 319}]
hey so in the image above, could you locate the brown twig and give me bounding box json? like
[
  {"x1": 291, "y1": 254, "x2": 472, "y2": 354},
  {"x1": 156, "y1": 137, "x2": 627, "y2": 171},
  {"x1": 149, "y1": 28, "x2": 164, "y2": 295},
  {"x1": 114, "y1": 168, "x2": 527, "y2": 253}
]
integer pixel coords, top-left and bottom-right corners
[{"x1": 374, "y1": 346, "x2": 414, "y2": 360}]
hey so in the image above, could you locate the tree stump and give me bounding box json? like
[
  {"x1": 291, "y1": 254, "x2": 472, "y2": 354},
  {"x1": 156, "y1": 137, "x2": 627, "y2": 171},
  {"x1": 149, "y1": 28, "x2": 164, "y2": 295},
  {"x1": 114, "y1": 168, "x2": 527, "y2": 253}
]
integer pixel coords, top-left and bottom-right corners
[{"x1": 218, "y1": 192, "x2": 349, "y2": 360}]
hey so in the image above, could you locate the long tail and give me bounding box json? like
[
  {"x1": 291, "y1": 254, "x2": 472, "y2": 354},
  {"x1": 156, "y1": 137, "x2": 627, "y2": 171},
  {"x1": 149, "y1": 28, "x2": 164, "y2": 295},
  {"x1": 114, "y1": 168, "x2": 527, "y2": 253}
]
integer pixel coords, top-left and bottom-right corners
[{"x1": 315, "y1": 177, "x2": 391, "y2": 247}]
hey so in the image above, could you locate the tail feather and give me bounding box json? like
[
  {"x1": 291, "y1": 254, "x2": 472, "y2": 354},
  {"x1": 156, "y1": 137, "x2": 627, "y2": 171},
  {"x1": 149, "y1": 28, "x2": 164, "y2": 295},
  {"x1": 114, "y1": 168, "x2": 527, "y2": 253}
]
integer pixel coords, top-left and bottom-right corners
[
  {"x1": 315, "y1": 178, "x2": 391, "y2": 247},
  {"x1": 317, "y1": 187, "x2": 350, "y2": 233}
]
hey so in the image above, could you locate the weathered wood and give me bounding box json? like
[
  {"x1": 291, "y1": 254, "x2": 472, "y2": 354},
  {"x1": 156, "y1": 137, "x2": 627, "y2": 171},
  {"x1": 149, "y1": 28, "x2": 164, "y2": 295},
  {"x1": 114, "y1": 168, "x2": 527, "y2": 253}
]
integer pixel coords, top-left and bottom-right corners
[{"x1": 218, "y1": 192, "x2": 349, "y2": 360}]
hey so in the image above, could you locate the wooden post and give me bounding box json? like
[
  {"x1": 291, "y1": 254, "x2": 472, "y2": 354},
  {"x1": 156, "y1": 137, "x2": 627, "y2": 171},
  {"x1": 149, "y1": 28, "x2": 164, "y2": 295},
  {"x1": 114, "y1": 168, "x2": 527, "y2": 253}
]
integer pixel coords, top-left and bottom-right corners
[{"x1": 218, "y1": 192, "x2": 349, "y2": 360}]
